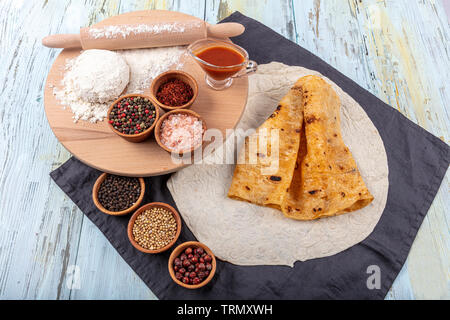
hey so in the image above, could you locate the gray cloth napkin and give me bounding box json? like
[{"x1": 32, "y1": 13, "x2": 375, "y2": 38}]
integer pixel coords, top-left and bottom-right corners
[{"x1": 50, "y1": 12, "x2": 449, "y2": 299}]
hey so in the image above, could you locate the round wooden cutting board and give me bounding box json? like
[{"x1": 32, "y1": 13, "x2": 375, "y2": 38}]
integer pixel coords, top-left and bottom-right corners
[{"x1": 44, "y1": 10, "x2": 248, "y2": 177}]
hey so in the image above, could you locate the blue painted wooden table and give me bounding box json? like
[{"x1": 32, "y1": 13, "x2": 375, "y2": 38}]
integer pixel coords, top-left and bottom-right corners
[{"x1": 0, "y1": 0, "x2": 448, "y2": 299}]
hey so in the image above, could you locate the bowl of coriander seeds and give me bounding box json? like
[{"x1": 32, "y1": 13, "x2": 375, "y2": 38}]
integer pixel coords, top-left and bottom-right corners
[{"x1": 127, "y1": 202, "x2": 181, "y2": 254}]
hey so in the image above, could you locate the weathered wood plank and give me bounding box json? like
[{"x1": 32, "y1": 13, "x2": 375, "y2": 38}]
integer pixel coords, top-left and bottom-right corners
[
  {"x1": 205, "y1": 0, "x2": 296, "y2": 41},
  {"x1": 69, "y1": 218, "x2": 156, "y2": 299},
  {"x1": 0, "y1": 0, "x2": 81, "y2": 299},
  {"x1": 348, "y1": 0, "x2": 449, "y2": 140},
  {"x1": 347, "y1": 0, "x2": 449, "y2": 301},
  {"x1": 292, "y1": 0, "x2": 374, "y2": 96}
]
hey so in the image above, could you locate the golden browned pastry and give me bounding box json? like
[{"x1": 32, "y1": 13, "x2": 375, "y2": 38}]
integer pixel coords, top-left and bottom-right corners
[
  {"x1": 228, "y1": 80, "x2": 304, "y2": 209},
  {"x1": 281, "y1": 76, "x2": 374, "y2": 220},
  {"x1": 228, "y1": 75, "x2": 374, "y2": 220}
]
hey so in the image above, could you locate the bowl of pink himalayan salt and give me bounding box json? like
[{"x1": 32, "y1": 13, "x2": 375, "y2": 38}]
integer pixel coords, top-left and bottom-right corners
[{"x1": 154, "y1": 109, "x2": 207, "y2": 155}]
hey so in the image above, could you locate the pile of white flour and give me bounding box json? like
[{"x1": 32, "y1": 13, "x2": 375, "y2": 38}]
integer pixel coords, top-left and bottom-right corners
[
  {"x1": 53, "y1": 47, "x2": 185, "y2": 123},
  {"x1": 118, "y1": 47, "x2": 185, "y2": 93},
  {"x1": 69, "y1": 49, "x2": 129, "y2": 104}
]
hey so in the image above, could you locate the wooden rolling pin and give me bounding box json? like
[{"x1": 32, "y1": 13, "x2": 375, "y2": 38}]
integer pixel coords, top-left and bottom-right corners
[{"x1": 42, "y1": 20, "x2": 244, "y2": 50}]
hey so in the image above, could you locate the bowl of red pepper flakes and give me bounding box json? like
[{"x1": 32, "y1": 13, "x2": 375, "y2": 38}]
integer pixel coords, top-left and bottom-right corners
[{"x1": 150, "y1": 70, "x2": 198, "y2": 111}]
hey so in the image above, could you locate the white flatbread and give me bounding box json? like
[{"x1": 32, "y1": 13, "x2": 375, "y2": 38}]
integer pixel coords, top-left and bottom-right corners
[{"x1": 167, "y1": 62, "x2": 389, "y2": 266}]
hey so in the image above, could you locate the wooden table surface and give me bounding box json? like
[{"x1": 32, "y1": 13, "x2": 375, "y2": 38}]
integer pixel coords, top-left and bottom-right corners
[{"x1": 0, "y1": 0, "x2": 448, "y2": 300}]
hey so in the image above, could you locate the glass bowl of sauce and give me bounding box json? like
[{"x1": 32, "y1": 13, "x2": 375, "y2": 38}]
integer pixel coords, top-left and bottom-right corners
[{"x1": 187, "y1": 38, "x2": 257, "y2": 90}]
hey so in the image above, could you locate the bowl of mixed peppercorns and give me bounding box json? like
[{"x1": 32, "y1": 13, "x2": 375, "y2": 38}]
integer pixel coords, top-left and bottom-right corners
[
  {"x1": 168, "y1": 241, "x2": 216, "y2": 289},
  {"x1": 150, "y1": 70, "x2": 198, "y2": 111},
  {"x1": 107, "y1": 94, "x2": 160, "y2": 143},
  {"x1": 127, "y1": 202, "x2": 182, "y2": 254},
  {"x1": 92, "y1": 173, "x2": 145, "y2": 216}
]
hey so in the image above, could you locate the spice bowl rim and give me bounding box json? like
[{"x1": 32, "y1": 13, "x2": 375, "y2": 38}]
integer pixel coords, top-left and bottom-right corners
[
  {"x1": 154, "y1": 109, "x2": 207, "y2": 155},
  {"x1": 150, "y1": 70, "x2": 199, "y2": 111},
  {"x1": 168, "y1": 241, "x2": 217, "y2": 289},
  {"x1": 127, "y1": 202, "x2": 182, "y2": 254},
  {"x1": 106, "y1": 93, "x2": 160, "y2": 143},
  {"x1": 92, "y1": 173, "x2": 145, "y2": 216}
]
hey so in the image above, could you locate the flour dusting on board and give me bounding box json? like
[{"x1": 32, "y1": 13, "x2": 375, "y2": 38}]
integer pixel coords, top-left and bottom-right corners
[
  {"x1": 118, "y1": 47, "x2": 186, "y2": 93},
  {"x1": 53, "y1": 47, "x2": 186, "y2": 123},
  {"x1": 88, "y1": 22, "x2": 201, "y2": 39}
]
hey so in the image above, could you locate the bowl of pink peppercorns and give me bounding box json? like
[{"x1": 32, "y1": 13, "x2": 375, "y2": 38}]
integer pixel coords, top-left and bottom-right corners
[{"x1": 168, "y1": 241, "x2": 216, "y2": 289}]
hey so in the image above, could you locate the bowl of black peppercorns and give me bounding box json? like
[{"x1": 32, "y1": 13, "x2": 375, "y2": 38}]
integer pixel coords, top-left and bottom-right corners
[
  {"x1": 92, "y1": 173, "x2": 145, "y2": 216},
  {"x1": 107, "y1": 94, "x2": 160, "y2": 143},
  {"x1": 168, "y1": 241, "x2": 216, "y2": 289}
]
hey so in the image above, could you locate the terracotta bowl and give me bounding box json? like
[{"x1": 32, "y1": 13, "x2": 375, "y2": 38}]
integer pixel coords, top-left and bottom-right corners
[
  {"x1": 107, "y1": 94, "x2": 160, "y2": 143},
  {"x1": 150, "y1": 70, "x2": 198, "y2": 111},
  {"x1": 127, "y1": 202, "x2": 182, "y2": 254},
  {"x1": 168, "y1": 241, "x2": 217, "y2": 289},
  {"x1": 92, "y1": 173, "x2": 145, "y2": 216},
  {"x1": 154, "y1": 109, "x2": 207, "y2": 155}
]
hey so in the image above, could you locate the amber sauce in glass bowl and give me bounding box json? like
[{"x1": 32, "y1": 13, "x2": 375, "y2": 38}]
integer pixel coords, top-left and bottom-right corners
[
  {"x1": 188, "y1": 39, "x2": 257, "y2": 90},
  {"x1": 194, "y1": 45, "x2": 245, "y2": 80}
]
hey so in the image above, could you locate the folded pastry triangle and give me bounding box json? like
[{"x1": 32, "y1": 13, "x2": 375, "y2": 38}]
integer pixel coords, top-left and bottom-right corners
[{"x1": 228, "y1": 75, "x2": 374, "y2": 220}]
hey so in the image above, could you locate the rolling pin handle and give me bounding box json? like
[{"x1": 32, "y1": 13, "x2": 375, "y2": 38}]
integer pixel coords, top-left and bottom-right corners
[
  {"x1": 42, "y1": 34, "x2": 82, "y2": 49},
  {"x1": 207, "y1": 23, "x2": 245, "y2": 39}
]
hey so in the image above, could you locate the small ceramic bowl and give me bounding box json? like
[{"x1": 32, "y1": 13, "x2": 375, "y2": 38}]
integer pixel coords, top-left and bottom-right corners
[
  {"x1": 168, "y1": 241, "x2": 217, "y2": 289},
  {"x1": 127, "y1": 202, "x2": 182, "y2": 254},
  {"x1": 154, "y1": 109, "x2": 207, "y2": 155},
  {"x1": 107, "y1": 94, "x2": 160, "y2": 143},
  {"x1": 92, "y1": 173, "x2": 145, "y2": 216},
  {"x1": 150, "y1": 70, "x2": 198, "y2": 111}
]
